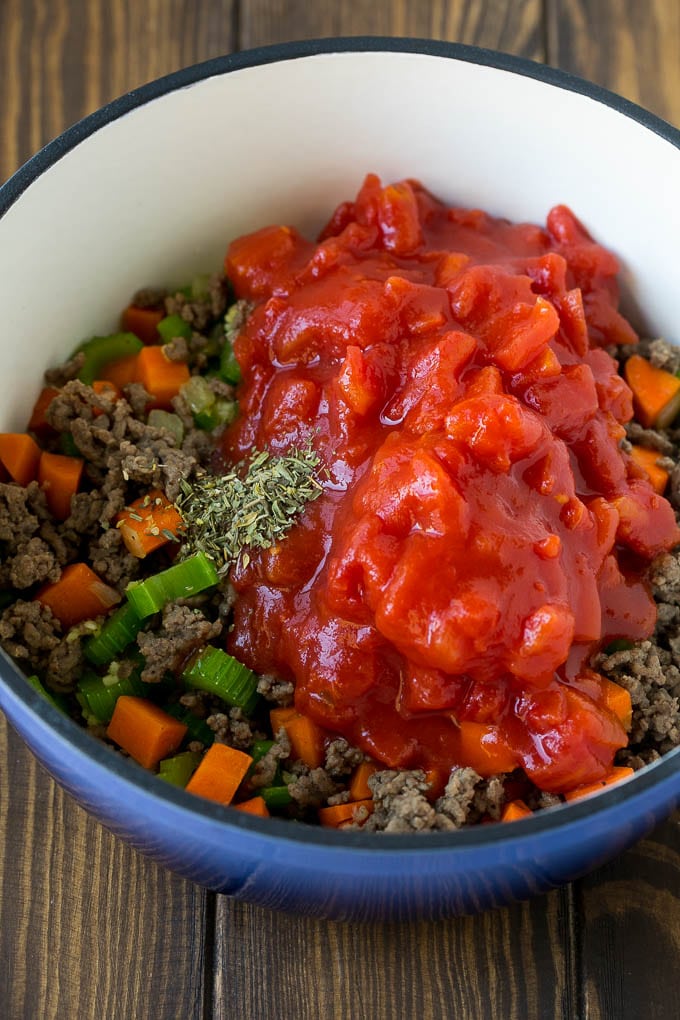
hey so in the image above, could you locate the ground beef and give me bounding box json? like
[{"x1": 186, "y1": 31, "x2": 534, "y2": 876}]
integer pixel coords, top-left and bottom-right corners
[
  {"x1": 625, "y1": 421, "x2": 676, "y2": 455},
  {"x1": 0, "y1": 481, "x2": 48, "y2": 550},
  {"x1": 45, "y1": 380, "x2": 99, "y2": 431},
  {"x1": 163, "y1": 336, "x2": 189, "y2": 362},
  {"x1": 361, "y1": 770, "x2": 438, "y2": 833},
  {"x1": 46, "y1": 635, "x2": 85, "y2": 692},
  {"x1": 136, "y1": 603, "x2": 222, "y2": 683},
  {"x1": 164, "y1": 273, "x2": 228, "y2": 332},
  {"x1": 123, "y1": 383, "x2": 152, "y2": 418},
  {"x1": 44, "y1": 351, "x2": 85, "y2": 387},
  {"x1": 595, "y1": 640, "x2": 680, "y2": 754},
  {"x1": 88, "y1": 527, "x2": 141, "y2": 589},
  {"x1": 132, "y1": 286, "x2": 167, "y2": 309},
  {"x1": 324, "y1": 738, "x2": 364, "y2": 777},
  {"x1": 248, "y1": 729, "x2": 292, "y2": 789},
  {"x1": 0, "y1": 600, "x2": 61, "y2": 670},
  {"x1": 287, "y1": 767, "x2": 340, "y2": 810},
  {"x1": 178, "y1": 690, "x2": 213, "y2": 716},
  {"x1": 206, "y1": 707, "x2": 258, "y2": 750},
  {"x1": 256, "y1": 673, "x2": 294, "y2": 706},
  {"x1": 7, "y1": 537, "x2": 60, "y2": 588}
]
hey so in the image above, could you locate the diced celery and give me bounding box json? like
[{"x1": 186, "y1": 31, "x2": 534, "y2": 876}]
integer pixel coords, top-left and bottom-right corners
[
  {"x1": 125, "y1": 552, "x2": 219, "y2": 618},
  {"x1": 157, "y1": 314, "x2": 192, "y2": 343},
  {"x1": 182, "y1": 645, "x2": 259, "y2": 714}
]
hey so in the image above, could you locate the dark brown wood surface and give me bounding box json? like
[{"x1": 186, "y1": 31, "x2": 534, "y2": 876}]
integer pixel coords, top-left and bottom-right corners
[{"x1": 0, "y1": 2, "x2": 679, "y2": 1017}]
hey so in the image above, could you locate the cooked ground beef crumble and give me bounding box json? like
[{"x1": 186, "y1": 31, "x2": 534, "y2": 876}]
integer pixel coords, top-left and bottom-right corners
[{"x1": 2, "y1": 276, "x2": 680, "y2": 833}]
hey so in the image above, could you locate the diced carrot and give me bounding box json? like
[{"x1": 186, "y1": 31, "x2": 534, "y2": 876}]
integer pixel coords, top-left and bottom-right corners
[
  {"x1": 107, "y1": 696, "x2": 188, "y2": 769},
  {"x1": 453, "y1": 721, "x2": 517, "y2": 776},
  {"x1": 268, "y1": 707, "x2": 326, "y2": 768},
  {"x1": 501, "y1": 799, "x2": 533, "y2": 822},
  {"x1": 284, "y1": 714, "x2": 326, "y2": 769},
  {"x1": 629, "y1": 444, "x2": 669, "y2": 494},
  {"x1": 135, "y1": 345, "x2": 190, "y2": 410},
  {"x1": 121, "y1": 305, "x2": 164, "y2": 345},
  {"x1": 115, "y1": 489, "x2": 185, "y2": 558},
  {"x1": 600, "y1": 678, "x2": 633, "y2": 731},
  {"x1": 624, "y1": 354, "x2": 680, "y2": 428},
  {"x1": 99, "y1": 353, "x2": 140, "y2": 389},
  {"x1": 318, "y1": 799, "x2": 374, "y2": 828},
  {"x1": 28, "y1": 387, "x2": 60, "y2": 438},
  {"x1": 269, "y1": 706, "x2": 299, "y2": 735},
  {"x1": 349, "y1": 761, "x2": 378, "y2": 801},
  {"x1": 423, "y1": 766, "x2": 447, "y2": 801},
  {"x1": 35, "y1": 562, "x2": 120, "y2": 628},
  {"x1": 38, "y1": 451, "x2": 84, "y2": 520},
  {"x1": 185, "y1": 742, "x2": 253, "y2": 806},
  {"x1": 0, "y1": 433, "x2": 42, "y2": 486},
  {"x1": 564, "y1": 766, "x2": 635, "y2": 802},
  {"x1": 232, "y1": 796, "x2": 270, "y2": 817}
]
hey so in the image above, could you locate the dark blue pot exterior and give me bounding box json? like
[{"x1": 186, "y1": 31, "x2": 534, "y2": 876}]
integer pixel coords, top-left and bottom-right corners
[
  {"x1": 2, "y1": 678, "x2": 678, "y2": 921},
  {"x1": 1, "y1": 38, "x2": 680, "y2": 922}
]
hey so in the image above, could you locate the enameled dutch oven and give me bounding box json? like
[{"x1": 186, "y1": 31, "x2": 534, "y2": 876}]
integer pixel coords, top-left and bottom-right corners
[{"x1": 0, "y1": 39, "x2": 678, "y2": 921}]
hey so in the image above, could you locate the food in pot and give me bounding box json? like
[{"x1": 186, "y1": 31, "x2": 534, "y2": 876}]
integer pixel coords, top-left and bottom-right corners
[{"x1": 2, "y1": 175, "x2": 679, "y2": 832}]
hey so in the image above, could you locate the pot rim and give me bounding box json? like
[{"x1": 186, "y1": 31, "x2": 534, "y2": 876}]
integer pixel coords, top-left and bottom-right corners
[{"x1": 1, "y1": 36, "x2": 678, "y2": 854}]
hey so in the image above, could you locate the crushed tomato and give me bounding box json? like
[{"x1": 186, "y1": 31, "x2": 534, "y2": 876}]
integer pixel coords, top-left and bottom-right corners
[{"x1": 220, "y1": 174, "x2": 680, "y2": 794}]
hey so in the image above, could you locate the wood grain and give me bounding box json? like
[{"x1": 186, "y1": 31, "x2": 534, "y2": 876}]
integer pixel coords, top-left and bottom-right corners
[
  {"x1": 0, "y1": 717, "x2": 209, "y2": 1020},
  {"x1": 212, "y1": 891, "x2": 575, "y2": 1020},
  {"x1": 577, "y1": 814, "x2": 680, "y2": 1020},
  {"x1": 546, "y1": 0, "x2": 680, "y2": 126},
  {"x1": 0, "y1": 0, "x2": 236, "y2": 183},
  {"x1": 240, "y1": 0, "x2": 544, "y2": 58}
]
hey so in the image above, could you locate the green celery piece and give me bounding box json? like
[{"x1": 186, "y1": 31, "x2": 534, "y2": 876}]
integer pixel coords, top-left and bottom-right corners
[
  {"x1": 159, "y1": 750, "x2": 202, "y2": 787},
  {"x1": 25, "y1": 674, "x2": 68, "y2": 713},
  {"x1": 59, "y1": 432, "x2": 80, "y2": 457},
  {"x1": 165, "y1": 704, "x2": 215, "y2": 747},
  {"x1": 219, "y1": 344, "x2": 241, "y2": 386},
  {"x1": 251, "y1": 739, "x2": 274, "y2": 763},
  {"x1": 190, "y1": 274, "x2": 211, "y2": 301},
  {"x1": 603, "y1": 638, "x2": 635, "y2": 655},
  {"x1": 76, "y1": 669, "x2": 147, "y2": 725},
  {"x1": 84, "y1": 602, "x2": 144, "y2": 666},
  {"x1": 181, "y1": 375, "x2": 215, "y2": 415},
  {"x1": 0, "y1": 590, "x2": 16, "y2": 611},
  {"x1": 73, "y1": 333, "x2": 143, "y2": 385},
  {"x1": 182, "y1": 645, "x2": 259, "y2": 714},
  {"x1": 125, "y1": 552, "x2": 219, "y2": 619},
  {"x1": 260, "y1": 786, "x2": 293, "y2": 810},
  {"x1": 147, "y1": 409, "x2": 185, "y2": 446},
  {"x1": 194, "y1": 399, "x2": 238, "y2": 432},
  {"x1": 157, "y1": 314, "x2": 192, "y2": 343}
]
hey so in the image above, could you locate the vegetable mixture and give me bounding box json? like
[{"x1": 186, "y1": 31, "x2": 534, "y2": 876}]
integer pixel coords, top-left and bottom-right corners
[{"x1": 2, "y1": 175, "x2": 680, "y2": 833}]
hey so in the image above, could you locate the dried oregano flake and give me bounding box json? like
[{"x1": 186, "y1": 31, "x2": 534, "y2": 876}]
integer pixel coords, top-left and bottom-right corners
[{"x1": 175, "y1": 442, "x2": 323, "y2": 572}]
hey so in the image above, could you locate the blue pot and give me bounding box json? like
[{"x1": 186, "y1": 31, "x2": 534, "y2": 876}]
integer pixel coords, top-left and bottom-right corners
[{"x1": 1, "y1": 39, "x2": 679, "y2": 920}]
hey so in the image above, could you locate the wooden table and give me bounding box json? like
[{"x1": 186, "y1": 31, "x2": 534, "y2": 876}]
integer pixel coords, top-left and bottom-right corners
[{"x1": 1, "y1": 2, "x2": 679, "y2": 1017}]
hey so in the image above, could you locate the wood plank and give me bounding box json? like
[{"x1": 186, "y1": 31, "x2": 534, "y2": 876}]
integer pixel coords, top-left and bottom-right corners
[
  {"x1": 577, "y1": 813, "x2": 680, "y2": 1020},
  {"x1": 0, "y1": 0, "x2": 236, "y2": 184},
  {"x1": 240, "y1": 0, "x2": 544, "y2": 59},
  {"x1": 0, "y1": 717, "x2": 210, "y2": 1020},
  {"x1": 546, "y1": 0, "x2": 680, "y2": 126},
  {"x1": 212, "y1": 889, "x2": 574, "y2": 1020}
]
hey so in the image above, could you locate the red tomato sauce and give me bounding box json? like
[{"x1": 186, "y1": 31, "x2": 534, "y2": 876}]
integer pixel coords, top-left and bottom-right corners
[{"x1": 221, "y1": 175, "x2": 680, "y2": 793}]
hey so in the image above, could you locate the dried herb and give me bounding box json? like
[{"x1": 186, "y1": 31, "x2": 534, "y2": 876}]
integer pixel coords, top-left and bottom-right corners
[{"x1": 175, "y1": 442, "x2": 323, "y2": 572}]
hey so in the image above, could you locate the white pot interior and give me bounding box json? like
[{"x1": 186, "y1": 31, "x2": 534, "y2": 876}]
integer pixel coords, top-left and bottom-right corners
[{"x1": 0, "y1": 49, "x2": 678, "y2": 431}]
